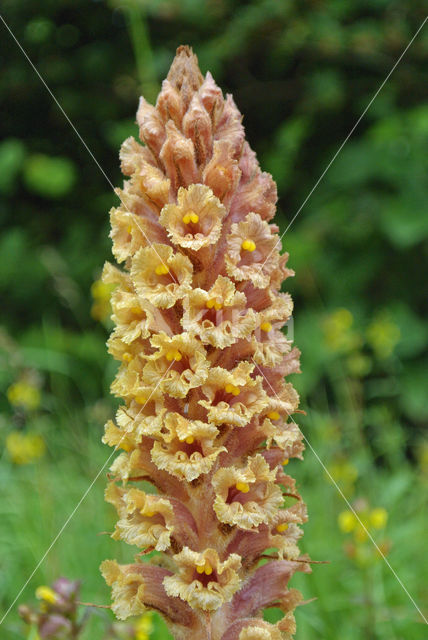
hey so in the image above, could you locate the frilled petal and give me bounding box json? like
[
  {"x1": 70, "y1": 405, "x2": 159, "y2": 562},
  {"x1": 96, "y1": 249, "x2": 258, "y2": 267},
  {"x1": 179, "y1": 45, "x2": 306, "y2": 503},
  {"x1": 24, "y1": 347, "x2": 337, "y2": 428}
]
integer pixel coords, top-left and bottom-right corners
[
  {"x1": 163, "y1": 547, "x2": 242, "y2": 612},
  {"x1": 182, "y1": 276, "x2": 256, "y2": 348},
  {"x1": 131, "y1": 244, "x2": 193, "y2": 309},
  {"x1": 160, "y1": 184, "x2": 226, "y2": 250},
  {"x1": 106, "y1": 483, "x2": 175, "y2": 551},
  {"x1": 142, "y1": 332, "x2": 210, "y2": 398},
  {"x1": 225, "y1": 213, "x2": 280, "y2": 288},
  {"x1": 149, "y1": 412, "x2": 225, "y2": 482},
  {"x1": 199, "y1": 363, "x2": 269, "y2": 427},
  {"x1": 212, "y1": 454, "x2": 283, "y2": 529},
  {"x1": 101, "y1": 559, "x2": 194, "y2": 627},
  {"x1": 110, "y1": 207, "x2": 167, "y2": 263}
]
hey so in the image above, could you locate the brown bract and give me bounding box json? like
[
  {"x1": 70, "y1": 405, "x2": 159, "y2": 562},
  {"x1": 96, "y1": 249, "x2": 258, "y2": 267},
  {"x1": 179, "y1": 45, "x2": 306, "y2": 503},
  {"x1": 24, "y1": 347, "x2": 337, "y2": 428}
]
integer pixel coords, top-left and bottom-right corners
[{"x1": 101, "y1": 45, "x2": 308, "y2": 639}]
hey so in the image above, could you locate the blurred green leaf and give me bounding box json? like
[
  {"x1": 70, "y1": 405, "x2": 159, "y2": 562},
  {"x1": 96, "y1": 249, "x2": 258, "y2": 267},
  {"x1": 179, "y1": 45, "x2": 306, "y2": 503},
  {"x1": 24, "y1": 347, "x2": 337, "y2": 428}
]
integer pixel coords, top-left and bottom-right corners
[
  {"x1": 23, "y1": 154, "x2": 77, "y2": 199},
  {"x1": 0, "y1": 139, "x2": 26, "y2": 194}
]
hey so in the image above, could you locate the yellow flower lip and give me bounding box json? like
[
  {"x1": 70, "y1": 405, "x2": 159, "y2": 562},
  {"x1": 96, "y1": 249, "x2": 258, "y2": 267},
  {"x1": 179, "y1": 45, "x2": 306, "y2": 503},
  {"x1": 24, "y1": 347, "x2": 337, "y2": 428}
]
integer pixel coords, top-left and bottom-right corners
[
  {"x1": 235, "y1": 481, "x2": 250, "y2": 493},
  {"x1": 166, "y1": 349, "x2": 182, "y2": 362},
  {"x1": 241, "y1": 239, "x2": 256, "y2": 252},
  {"x1": 135, "y1": 395, "x2": 147, "y2": 404},
  {"x1": 276, "y1": 523, "x2": 288, "y2": 533},
  {"x1": 145, "y1": 510, "x2": 155, "y2": 518},
  {"x1": 155, "y1": 264, "x2": 170, "y2": 275},
  {"x1": 267, "y1": 410, "x2": 280, "y2": 421},
  {"x1": 122, "y1": 352, "x2": 132, "y2": 362},
  {"x1": 182, "y1": 210, "x2": 199, "y2": 225},
  {"x1": 260, "y1": 321, "x2": 272, "y2": 332},
  {"x1": 185, "y1": 435, "x2": 195, "y2": 444},
  {"x1": 282, "y1": 458, "x2": 289, "y2": 466},
  {"x1": 225, "y1": 384, "x2": 240, "y2": 396},
  {"x1": 127, "y1": 225, "x2": 132, "y2": 234}
]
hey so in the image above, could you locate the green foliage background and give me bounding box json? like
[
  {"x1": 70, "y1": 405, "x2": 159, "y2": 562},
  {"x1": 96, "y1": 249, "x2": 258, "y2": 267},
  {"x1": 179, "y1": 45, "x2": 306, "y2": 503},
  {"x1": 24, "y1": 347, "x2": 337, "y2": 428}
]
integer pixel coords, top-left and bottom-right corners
[{"x1": 0, "y1": 1, "x2": 427, "y2": 638}]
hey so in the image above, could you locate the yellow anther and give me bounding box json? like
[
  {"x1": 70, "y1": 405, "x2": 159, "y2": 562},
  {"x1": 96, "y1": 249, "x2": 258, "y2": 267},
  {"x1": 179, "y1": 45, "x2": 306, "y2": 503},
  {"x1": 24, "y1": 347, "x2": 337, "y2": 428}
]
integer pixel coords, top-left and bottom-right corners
[
  {"x1": 267, "y1": 411, "x2": 280, "y2": 421},
  {"x1": 166, "y1": 350, "x2": 182, "y2": 362},
  {"x1": 214, "y1": 301, "x2": 223, "y2": 310},
  {"x1": 206, "y1": 299, "x2": 216, "y2": 309},
  {"x1": 127, "y1": 225, "x2": 132, "y2": 234},
  {"x1": 123, "y1": 352, "x2": 132, "y2": 362},
  {"x1": 135, "y1": 395, "x2": 147, "y2": 405},
  {"x1": 204, "y1": 562, "x2": 213, "y2": 576},
  {"x1": 225, "y1": 384, "x2": 240, "y2": 396},
  {"x1": 121, "y1": 442, "x2": 132, "y2": 452},
  {"x1": 182, "y1": 211, "x2": 199, "y2": 224},
  {"x1": 145, "y1": 510, "x2": 155, "y2": 518},
  {"x1": 35, "y1": 586, "x2": 57, "y2": 604},
  {"x1": 155, "y1": 264, "x2": 170, "y2": 276},
  {"x1": 196, "y1": 564, "x2": 205, "y2": 574},
  {"x1": 282, "y1": 458, "x2": 289, "y2": 466},
  {"x1": 235, "y1": 481, "x2": 250, "y2": 493},
  {"x1": 185, "y1": 435, "x2": 195, "y2": 444},
  {"x1": 241, "y1": 239, "x2": 256, "y2": 252},
  {"x1": 260, "y1": 321, "x2": 272, "y2": 332},
  {"x1": 276, "y1": 523, "x2": 289, "y2": 533}
]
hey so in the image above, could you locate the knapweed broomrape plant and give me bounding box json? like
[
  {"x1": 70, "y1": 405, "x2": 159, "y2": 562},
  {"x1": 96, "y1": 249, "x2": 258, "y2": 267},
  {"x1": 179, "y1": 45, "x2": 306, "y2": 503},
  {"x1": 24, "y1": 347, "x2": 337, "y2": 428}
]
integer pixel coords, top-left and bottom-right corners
[{"x1": 101, "y1": 46, "x2": 309, "y2": 640}]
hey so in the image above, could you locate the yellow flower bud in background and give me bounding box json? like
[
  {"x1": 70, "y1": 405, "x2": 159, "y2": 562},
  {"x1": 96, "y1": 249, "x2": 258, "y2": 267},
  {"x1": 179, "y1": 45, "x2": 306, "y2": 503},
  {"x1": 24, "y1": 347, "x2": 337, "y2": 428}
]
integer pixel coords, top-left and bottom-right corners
[
  {"x1": 338, "y1": 510, "x2": 357, "y2": 533},
  {"x1": 369, "y1": 507, "x2": 388, "y2": 529},
  {"x1": 35, "y1": 586, "x2": 57, "y2": 604},
  {"x1": 7, "y1": 381, "x2": 41, "y2": 412},
  {"x1": 6, "y1": 431, "x2": 45, "y2": 465}
]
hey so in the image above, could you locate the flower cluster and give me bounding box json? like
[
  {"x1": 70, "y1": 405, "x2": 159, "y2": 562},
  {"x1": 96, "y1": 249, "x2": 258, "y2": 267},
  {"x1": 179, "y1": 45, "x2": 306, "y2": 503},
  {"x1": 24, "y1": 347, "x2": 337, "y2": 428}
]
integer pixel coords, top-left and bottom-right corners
[
  {"x1": 101, "y1": 46, "x2": 308, "y2": 640},
  {"x1": 338, "y1": 499, "x2": 390, "y2": 568},
  {"x1": 6, "y1": 430, "x2": 45, "y2": 465},
  {"x1": 19, "y1": 578, "x2": 81, "y2": 639}
]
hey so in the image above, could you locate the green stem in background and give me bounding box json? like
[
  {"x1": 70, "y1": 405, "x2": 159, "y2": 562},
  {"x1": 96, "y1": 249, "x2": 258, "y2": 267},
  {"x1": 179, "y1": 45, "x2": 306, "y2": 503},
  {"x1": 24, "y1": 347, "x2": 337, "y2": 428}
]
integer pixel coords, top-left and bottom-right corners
[
  {"x1": 362, "y1": 564, "x2": 377, "y2": 639},
  {"x1": 122, "y1": 1, "x2": 159, "y2": 103}
]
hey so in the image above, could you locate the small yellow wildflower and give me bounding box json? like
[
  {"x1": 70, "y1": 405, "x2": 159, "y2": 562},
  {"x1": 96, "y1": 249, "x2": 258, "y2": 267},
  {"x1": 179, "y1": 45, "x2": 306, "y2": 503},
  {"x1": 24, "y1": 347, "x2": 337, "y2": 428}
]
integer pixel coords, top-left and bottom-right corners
[
  {"x1": 6, "y1": 431, "x2": 45, "y2": 465},
  {"x1": 338, "y1": 510, "x2": 357, "y2": 533},
  {"x1": 35, "y1": 585, "x2": 57, "y2": 605},
  {"x1": 7, "y1": 381, "x2": 41, "y2": 411},
  {"x1": 322, "y1": 308, "x2": 361, "y2": 353},
  {"x1": 346, "y1": 352, "x2": 371, "y2": 378},
  {"x1": 328, "y1": 460, "x2": 358, "y2": 497},
  {"x1": 366, "y1": 312, "x2": 400, "y2": 359},
  {"x1": 369, "y1": 507, "x2": 387, "y2": 529},
  {"x1": 91, "y1": 279, "x2": 115, "y2": 322},
  {"x1": 134, "y1": 611, "x2": 153, "y2": 640}
]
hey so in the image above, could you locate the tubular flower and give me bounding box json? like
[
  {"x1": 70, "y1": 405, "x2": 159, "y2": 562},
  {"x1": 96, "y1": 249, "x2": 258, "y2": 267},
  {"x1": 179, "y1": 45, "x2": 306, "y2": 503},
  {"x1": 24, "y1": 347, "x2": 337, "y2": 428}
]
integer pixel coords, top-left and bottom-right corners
[{"x1": 101, "y1": 46, "x2": 309, "y2": 640}]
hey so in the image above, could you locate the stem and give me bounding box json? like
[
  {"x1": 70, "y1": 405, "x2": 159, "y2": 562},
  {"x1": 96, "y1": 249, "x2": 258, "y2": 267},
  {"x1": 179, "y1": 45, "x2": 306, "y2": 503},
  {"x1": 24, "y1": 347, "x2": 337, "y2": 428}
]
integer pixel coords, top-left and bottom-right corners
[{"x1": 123, "y1": 1, "x2": 159, "y2": 103}]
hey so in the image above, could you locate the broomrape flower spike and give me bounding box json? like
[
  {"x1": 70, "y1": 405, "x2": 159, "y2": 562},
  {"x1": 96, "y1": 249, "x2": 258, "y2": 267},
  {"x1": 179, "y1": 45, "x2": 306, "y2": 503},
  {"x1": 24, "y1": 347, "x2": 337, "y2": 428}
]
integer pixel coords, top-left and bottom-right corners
[{"x1": 101, "y1": 46, "x2": 309, "y2": 640}]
